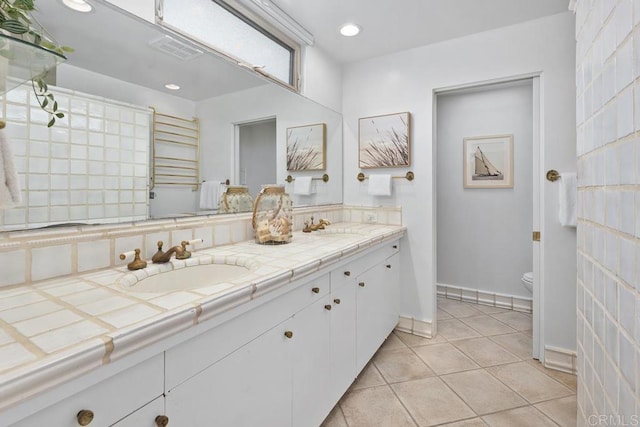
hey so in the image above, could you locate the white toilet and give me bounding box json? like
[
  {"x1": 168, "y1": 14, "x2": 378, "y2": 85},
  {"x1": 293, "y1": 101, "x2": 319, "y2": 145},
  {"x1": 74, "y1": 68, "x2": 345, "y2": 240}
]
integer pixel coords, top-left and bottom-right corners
[{"x1": 521, "y1": 272, "x2": 533, "y2": 294}]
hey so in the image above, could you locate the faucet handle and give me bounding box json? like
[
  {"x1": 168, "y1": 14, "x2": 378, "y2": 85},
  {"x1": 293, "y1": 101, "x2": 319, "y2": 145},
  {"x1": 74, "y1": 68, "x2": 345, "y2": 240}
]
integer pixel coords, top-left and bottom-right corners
[
  {"x1": 151, "y1": 241, "x2": 166, "y2": 264},
  {"x1": 177, "y1": 240, "x2": 192, "y2": 260},
  {"x1": 120, "y1": 248, "x2": 147, "y2": 271}
]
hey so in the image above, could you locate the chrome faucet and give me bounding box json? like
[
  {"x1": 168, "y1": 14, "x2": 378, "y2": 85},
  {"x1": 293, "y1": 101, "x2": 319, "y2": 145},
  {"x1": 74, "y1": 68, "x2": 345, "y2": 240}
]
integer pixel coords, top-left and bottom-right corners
[{"x1": 152, "y1": 240, "x2": 190, "y2": 263}]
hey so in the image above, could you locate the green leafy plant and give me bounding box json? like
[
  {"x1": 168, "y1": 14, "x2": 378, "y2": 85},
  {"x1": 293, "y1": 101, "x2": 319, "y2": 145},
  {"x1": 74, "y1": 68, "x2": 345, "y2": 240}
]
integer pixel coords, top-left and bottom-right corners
[{"x1": 0, "y1": 0, "x2": 73, "y2": 127}]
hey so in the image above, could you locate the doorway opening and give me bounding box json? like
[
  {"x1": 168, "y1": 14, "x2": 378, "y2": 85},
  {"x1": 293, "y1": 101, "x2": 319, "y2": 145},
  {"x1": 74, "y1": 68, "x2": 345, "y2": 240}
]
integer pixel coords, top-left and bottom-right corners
[
  {"x1": 236, "y1": 117, "x2": 277, "y2": 198},
  {"x1": 434, "y1": 76, "x2": 541, "y2": 360}
]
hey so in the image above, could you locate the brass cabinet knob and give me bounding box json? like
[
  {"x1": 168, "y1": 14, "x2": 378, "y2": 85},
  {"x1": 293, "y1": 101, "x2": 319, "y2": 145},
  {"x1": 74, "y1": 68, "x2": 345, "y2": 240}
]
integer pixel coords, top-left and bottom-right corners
[
  {"x1": 359, "y1": 282, "x2": 365, "y2": 287},
  {"x1": 312, "y1": 287, "x2": 320, "y2": 294},
  {"x1": 334, "y1": 298, "x2": 341, "y2": 304},
  {"x1": 324, "y1": 304, "x2": 332, "y2": 311},
  {"x1": 284, "y1": 331, "x2": 293, "y2": 339},
  {"x1": 344, "y1": 271, "x2": 351, "y2": 276},
  {"x1": 77, "y1": 410, "x2": 94, "y2": 426},
  {"x1": 386, "y1": 264, "x2": 391, "y2": 269},
  {"x1": 155, "y1": 415, "x2": 170, "y2": 427}
]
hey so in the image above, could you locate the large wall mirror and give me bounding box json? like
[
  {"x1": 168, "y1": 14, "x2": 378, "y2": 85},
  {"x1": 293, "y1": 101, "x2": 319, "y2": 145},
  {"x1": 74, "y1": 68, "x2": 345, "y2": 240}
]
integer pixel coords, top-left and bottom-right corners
[{"x1": 0, "y1": 0, "x2": 342, "y2": 231}]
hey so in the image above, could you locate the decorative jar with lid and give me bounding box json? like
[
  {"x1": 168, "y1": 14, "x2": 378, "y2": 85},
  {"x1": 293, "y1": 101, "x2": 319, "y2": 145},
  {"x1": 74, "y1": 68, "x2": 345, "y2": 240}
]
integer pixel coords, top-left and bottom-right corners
[
  {"x1": 252, "y1": 185, "x2": 293, "y2": 244},
  {"x1": 217, "y1": 185, "x2": 253, "y2": 213}
]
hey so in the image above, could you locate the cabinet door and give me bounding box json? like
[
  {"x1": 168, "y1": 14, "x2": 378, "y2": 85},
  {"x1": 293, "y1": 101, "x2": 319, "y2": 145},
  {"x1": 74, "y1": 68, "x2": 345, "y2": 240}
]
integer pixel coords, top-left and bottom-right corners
[
  {"x1": 111, "y1": 397, "x2": 165, "y2": 427},
  {"x1": 355, "y1": 257, "x2": 400, "y2": 372},
  {"x1": 165, "y1": 320, "x2": 293, "y2": 427},
  {"x1": 291, "y1": 297, "x2": 332, "y2": 427},
  {"x1": 329, "y1": 270, "x2": 357, "y2": 400}
]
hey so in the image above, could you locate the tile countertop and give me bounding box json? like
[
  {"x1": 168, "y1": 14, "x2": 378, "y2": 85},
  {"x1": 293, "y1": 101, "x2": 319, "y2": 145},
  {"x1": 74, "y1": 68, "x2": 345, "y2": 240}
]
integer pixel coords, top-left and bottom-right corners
[{"x1": 0, "y1": 223, "x2": 405, "y2": 412}]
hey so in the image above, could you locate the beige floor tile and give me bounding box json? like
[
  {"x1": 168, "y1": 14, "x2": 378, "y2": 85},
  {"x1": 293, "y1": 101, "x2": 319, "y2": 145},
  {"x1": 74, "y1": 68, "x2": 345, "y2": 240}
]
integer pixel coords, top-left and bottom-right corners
[
  {"x1": 340, "y1": 385, "x2": 417, "y2": 427},
  {"x1": 321, "y1": 404, "x2": 348, "y2": 427},
  {"x1": 452, "y1": 337, "x2": 520, "y2": 367},
  {"x1": 489, "y1": 311, "x2": 532, "y2": 331},
  {"x1": 526, "y1": 360, "x2": 578, "y2": 391},
  {"x1": 350, "y1": 362, "x2": 386, "y2": 391},
  {"x1": 438, "y1": 308, "x2": 453, "y2": 320},
  {"x1": 481, "y1": 405, "x2": 557, "y2": 427},
  {"x1": 395, "y1": 331, "x2": 447, "y2": 347},
  {"x1": 438, "y1": 319, "x2": 482, "y2": 341},
  {"x1": 486, "y1": 362, "x2": 574, "y2": 403},
  {"x1": 460, "y1": 316, "x2": 517, "y2": 336},
  {"x1": 377, "y1": 331, "x2": 408, "y2": 352},
  {"x1": 441, "y1": 369, "x2": 527, "y2": 415},
  {"x1": 373, "y1": 347, "x2": 435, "y2": 383},
  {"x1": 439, "y1": 418, "x2": 488, "y2": 426},
  {"x1": 413, "y1": 343, "x2": 479, "y2": 375},
  {"x1": 438, "y1": 300, "x2": 483, "y2": 318},
  {"x1": 391, "y1": 377, "x2": 476, "y2": 426},
  {"x1": 489, "y1": 333, "x2": 532, "y2": 360},
  {"x1": 535, "y1": 395, "x2": 578, "y2": 427},
  {"x1": 473, "y1": 304, "x2": 511, "y2": 315}
]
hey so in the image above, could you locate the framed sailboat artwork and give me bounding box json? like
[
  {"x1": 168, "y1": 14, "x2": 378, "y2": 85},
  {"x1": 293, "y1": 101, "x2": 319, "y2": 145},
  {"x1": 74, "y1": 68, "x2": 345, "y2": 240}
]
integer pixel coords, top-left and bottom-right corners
[{"x1": 463, "y1": 134, "x2": 514, "y2": 188}]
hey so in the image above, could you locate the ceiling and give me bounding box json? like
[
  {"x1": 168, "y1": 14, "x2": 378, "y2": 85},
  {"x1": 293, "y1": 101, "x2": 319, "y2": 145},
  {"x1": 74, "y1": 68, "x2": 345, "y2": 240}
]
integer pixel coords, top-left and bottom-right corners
[
  {"x1": 273, "y1": 0, "x2": 570, "y2": 63},
  {"x1": 31, "y1": 0, "x2": 571, "y2": 101}
]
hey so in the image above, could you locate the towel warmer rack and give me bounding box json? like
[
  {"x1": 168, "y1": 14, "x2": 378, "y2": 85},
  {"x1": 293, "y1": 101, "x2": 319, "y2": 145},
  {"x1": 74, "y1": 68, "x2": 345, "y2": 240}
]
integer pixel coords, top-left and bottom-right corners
[{"x1": 150, "y1": 108, "x2": 200, "y2": 190}]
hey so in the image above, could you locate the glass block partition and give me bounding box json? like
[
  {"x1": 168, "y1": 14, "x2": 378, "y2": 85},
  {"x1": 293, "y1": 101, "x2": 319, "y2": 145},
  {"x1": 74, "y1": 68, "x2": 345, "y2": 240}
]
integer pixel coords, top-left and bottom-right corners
[{"x1": 0, "y1": 84, "x2": 151, "y2": 231}]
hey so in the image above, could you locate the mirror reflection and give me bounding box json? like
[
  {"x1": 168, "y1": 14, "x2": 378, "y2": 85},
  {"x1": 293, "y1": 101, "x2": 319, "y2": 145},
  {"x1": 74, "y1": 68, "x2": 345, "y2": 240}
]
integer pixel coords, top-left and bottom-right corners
[{"x1": 0, "y1": 0, "x2": 342, "y2": 231}]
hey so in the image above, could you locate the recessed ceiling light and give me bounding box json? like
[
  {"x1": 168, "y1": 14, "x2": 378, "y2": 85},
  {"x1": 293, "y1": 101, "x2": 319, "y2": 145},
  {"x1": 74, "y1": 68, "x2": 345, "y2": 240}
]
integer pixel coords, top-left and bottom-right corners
[
  {"x1": 62, "y1": 0, "x2": 92, "y2": 13},
  {"x1": 165, "y1": 83, "x2": 181, "y2": 90},
  {"x1": 340, "y1": 23, "x2": 361, "y2": 37}
]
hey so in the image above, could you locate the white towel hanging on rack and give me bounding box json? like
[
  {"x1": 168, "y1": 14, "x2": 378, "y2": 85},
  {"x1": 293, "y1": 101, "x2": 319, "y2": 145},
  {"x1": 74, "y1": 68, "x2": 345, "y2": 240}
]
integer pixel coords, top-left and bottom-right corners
[
  {"x1": 558, "y1": 172, "x2": 577, "y2": 227},
  {"x1": 0, "y1": 129, "x2": 21, "y2": 208}
]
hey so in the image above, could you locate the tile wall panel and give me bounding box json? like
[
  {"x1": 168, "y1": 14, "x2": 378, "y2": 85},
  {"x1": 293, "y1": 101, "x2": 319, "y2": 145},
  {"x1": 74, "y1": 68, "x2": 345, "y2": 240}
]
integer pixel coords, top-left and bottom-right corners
[
  {"x1": 574, "y1": 0, "x2": 640, "y2": 423},
  {"x1": 0, "y1": 84, "x2": 150, "y2": 231}
]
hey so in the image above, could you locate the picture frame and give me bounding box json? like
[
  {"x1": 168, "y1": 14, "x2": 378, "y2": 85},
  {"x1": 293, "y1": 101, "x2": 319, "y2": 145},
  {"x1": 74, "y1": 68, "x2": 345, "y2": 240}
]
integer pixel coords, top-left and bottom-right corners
[
  {"x1": 358, "y1": 112, "x2": 411, "y2": 168},
  {"x1": 286, "y1": 123, "x2": 326, "y2": 171},
  {"x1": 463, "y1": 134, "x2": 514, "y2": 189}
]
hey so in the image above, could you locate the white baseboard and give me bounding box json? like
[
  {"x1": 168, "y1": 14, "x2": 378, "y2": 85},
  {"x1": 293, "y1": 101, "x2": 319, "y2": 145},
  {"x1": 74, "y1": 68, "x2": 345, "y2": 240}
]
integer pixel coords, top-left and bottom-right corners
[
  {"x1": 544, "y1": 346, "x2": 577, "y2": 374},
  {"x1": 396, "y1": 316, "x2": 433, "y2": 338},
  {"x1": 437, "y1": 283, "x2": 532, "y2": 314}
]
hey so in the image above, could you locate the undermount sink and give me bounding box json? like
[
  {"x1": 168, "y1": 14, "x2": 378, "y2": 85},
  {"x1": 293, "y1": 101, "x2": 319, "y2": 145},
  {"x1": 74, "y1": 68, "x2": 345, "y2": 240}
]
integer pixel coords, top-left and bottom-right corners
[{"x1": 120, "y1": 263, "x2": 252, "y2": 293}]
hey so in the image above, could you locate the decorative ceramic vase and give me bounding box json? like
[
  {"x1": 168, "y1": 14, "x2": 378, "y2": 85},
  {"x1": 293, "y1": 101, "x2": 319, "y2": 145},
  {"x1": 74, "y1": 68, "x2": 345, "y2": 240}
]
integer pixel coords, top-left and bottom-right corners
[
  {"x1": 252, "y1": 185, "x2": 293, "y2": 244},
  {"x1": 217, "y1": 186, "x2": 253, "y2": 213}
]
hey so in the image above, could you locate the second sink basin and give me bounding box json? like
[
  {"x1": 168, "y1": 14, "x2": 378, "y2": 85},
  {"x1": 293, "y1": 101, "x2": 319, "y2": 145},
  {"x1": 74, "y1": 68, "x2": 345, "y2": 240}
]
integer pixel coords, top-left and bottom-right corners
[{"x1": 121, "y1": 263, "x2": 251, "y2": 293}]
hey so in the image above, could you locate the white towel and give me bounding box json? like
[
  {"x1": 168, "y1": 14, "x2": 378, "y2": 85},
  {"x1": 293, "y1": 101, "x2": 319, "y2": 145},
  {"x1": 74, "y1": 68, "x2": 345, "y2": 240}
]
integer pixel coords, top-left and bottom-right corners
[
  {"x1": 367, "y1": 174, "x2": 392, "y2": 196},
  {"x1": 558, "y1": 172, "x2": 577, "y2": 227},
  {"x1": 0, "y1": 129, "x2": 21, "y2": 208},
  {"x1": 199, "y1": 181, "x2": 223, "y2": 210},
  {"x1": 293, "y1": 176, "x2": 313, "y2": 195}
]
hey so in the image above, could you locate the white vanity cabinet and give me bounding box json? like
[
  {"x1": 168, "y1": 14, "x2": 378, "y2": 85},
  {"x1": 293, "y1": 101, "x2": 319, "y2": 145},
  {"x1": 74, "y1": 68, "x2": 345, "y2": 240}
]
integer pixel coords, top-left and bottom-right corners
[
  {"x1": 2, "y1": 236, "x2": 402, "y2": 427},
  {"x1": 7, "y1": 354, "x2": 165, "y2": 427},
  {"x1": 356, "y1": 251, "x2": 400, "y2": 372}
]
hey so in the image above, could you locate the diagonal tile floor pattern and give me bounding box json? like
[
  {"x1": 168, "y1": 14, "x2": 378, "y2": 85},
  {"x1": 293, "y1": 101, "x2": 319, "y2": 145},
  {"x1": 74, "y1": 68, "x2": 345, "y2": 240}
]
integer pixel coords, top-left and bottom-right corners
[{"x1": 322, "y1": 297, "x2": 577, "y2": 427}]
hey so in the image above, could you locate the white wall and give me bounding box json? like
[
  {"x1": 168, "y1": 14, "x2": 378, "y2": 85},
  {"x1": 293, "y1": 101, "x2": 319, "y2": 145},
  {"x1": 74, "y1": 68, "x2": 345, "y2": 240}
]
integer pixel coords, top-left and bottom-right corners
[
  {"x1": 196, "y1": 84, "x2": 343, "y2": 208},
  {"x1": 301, "y1": 45, "x2": 343, "y2": 114},
  {"x1": 343, "y1": 12, "x2": 576, "y2": 351},
  {"x1": 574, "y1": 0, "x2": 639, "y2": 422},
  {"x1": 436, "y1": 81, "x2": 533, "y2": 298}
]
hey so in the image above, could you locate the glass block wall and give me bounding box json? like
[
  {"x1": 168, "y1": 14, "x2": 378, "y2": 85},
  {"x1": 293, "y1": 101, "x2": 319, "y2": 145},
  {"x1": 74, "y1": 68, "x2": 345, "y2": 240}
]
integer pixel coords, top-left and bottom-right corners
[
  {"x1": 0, "y1": 84, "x2": 151, "y2": 230},
  {"x1": 574, "y1": 0, "x2": 640, "y2": 423}
]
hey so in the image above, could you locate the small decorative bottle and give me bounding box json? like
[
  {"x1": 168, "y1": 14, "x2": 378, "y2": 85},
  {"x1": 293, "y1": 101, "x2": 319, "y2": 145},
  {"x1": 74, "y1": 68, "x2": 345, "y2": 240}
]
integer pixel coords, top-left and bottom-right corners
[
  {"x1": 218, "y1": 186, "x2": 253, "y2": 213},
  {"x1": 252, "y1": 185, "x2": 293, "y2": 244}
]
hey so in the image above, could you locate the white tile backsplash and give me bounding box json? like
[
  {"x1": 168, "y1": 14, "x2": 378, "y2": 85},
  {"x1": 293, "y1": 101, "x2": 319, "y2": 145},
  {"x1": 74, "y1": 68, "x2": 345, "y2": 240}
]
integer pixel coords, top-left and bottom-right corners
[
  {"x1": 77, "y1": 240, "x2": 111, "y2": 272},
  {"x1": 0, "y1": 250, "x2": 26, "y2": 287},
  {"x1": 31, "y1": 244, "x2": 72, "y2": 281}
]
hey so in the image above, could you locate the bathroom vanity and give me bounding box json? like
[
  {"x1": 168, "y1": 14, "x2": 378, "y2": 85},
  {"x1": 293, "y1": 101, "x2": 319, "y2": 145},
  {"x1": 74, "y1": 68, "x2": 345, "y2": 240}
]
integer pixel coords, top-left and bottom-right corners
[{"x1": 0, "y1": 223, "x2": 404, "y2": 427}]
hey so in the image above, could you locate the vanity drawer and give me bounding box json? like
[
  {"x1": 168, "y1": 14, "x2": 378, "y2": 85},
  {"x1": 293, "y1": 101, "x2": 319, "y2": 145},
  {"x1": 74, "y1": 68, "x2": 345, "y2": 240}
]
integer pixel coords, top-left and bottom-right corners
[
  {"x1": 9, "y1": 354, "x2": 163, "y2": 427},
  {"x1": 165, "y1": 273, "x2": 330, "y2": 390}
]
